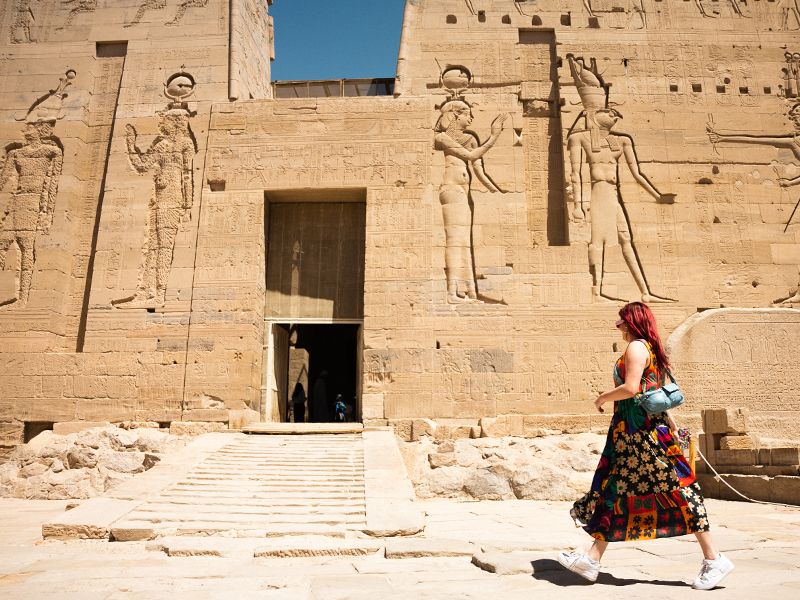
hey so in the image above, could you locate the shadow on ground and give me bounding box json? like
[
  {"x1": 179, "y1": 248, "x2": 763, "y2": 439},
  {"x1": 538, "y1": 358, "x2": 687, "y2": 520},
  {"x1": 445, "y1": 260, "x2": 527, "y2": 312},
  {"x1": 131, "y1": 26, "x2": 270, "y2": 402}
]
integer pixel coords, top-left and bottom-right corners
[{"x1": 531, "y1": 559, "x2": 688, "y2": 587}]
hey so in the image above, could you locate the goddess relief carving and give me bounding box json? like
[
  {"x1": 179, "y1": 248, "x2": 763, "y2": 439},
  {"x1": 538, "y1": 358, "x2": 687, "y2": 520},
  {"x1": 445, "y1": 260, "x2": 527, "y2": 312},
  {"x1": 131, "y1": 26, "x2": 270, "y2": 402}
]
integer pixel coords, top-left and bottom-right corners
[
  {"x1": 113, "y1": 73, "x2": 197, "y2": 308},
  {"x1": 433, "y1": 66, "x2": 507, "y2": 303},
  {"x1": 0, "y1": 70, "x2": 74, "y2": 306}
]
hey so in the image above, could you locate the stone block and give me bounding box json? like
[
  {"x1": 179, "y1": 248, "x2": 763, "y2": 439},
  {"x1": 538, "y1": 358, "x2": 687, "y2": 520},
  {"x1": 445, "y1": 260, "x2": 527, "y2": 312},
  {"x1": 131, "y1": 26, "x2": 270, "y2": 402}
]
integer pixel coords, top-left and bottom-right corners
[
  {"x1": 169, "y1": 421, "x2": 227, "y2": 436},
  {"x1": 411, "y1": 418, "x2": 437, "y2": 441},
  {"x1": 719, "y1": 435, "x2": 758, "y2": 450},
  {"x1": 479, "y1": 415, "x2": 523, "y2": 438},
  {"x1": 42, "y1": 498, "x2": 140, "y2": 540},
  {"x1": 428, "y1": 452, "x2": 456, "y2": 469},
  {"x1": 713, "y1": 474, "x2": 770, "y2": 503},
  {"x1": 53, "y1": 421, "x2": 110, "y2": 435},
  {"x1": 697, "y1": 433, "x2": 715, "y2": 464},
  {"x1": 770, "y1": 447, "x2": 800, "y2": 466},
  {"x1": 228, "y1": 409, "x2": 259, "y2": 430},
  {"x1": 389, "y1": 419, "x2": 412, "y2": 442},
  {"x1": 770, "y1": 476, "x2": 800, "y2": 505},
  {"x1": 181, "y1": 409, "x2": 229, "y2": 422},
  {"x1": 715, "y1": 449, "x2": 757, "y2": 466},
  {"x1": 702, "y1": 408, "x2": 748, "y2": 435}
]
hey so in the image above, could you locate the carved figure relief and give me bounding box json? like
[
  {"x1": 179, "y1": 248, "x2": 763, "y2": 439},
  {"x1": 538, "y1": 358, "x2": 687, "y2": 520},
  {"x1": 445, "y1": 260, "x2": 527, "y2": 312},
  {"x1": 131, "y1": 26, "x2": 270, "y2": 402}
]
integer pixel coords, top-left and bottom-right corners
[
  {"x1": 125, "y1": 0, "x2": 167, "y2": 27},
  {"x1": 113, "y1": 73, "x2": 197, "y2": 308},
  {"x1": 565, "y1": 56, "x2": 675, "y2": 303},
  {"x1": 166, "y1": 0, "x2": 208, "y2": 26},
  {"x1": 0, "y1": 70, "x2": 73, "y2": 306},
  {"x1": 433, "y1": 66, "x2": 507, "y2": 303},
  {"x1": 10, "y1": 0, "x2": 35, "y2": 43},
  {"x1": 784, "y1": 52, "x2": 800, "y2": 98},
  {"x1": 778, "y1": 0, "x2": 800, "y2": 31},
  {"x1": 61, "y1": 0, "x2": 97, "y2": 27},
  {"x1": 707, "y1": 100, "x2": 800, "y2": 304}
]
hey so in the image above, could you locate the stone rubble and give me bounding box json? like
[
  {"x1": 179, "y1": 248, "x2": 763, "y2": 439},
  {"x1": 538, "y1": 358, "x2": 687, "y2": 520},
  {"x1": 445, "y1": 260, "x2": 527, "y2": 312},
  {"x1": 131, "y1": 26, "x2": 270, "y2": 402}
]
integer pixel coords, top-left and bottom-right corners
[
  {"x1": 399, "y1": 432, "x2": 605, "y2": 501},
  {"x1": 0, "y1": 426, "x2": 186, "y2": 500}
]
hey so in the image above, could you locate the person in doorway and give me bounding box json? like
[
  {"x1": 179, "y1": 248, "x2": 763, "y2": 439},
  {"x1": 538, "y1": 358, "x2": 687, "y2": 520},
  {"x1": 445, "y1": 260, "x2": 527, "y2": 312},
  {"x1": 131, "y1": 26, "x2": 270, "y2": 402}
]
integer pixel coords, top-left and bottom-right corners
[
  {"x1": 334, "y1": 394, "x2": 346, "y2": 422},
  {"x1": 311, "y1": 370, "x2": 328, "y2": 422},
  {"x1": 291, "y1": 383, "x2": 306, "y2": 423},
  {"x1": 558, "y1": 302, "x2": 734, "y2": 590}
]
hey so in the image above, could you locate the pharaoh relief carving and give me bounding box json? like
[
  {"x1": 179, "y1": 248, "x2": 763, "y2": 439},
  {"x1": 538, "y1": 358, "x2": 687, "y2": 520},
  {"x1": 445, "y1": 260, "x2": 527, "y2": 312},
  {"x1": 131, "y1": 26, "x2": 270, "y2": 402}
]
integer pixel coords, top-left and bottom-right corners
[
  {"x1": 566, "y1": 56, "x2": 675, "y2": 304},
  {"x1": 0, "y1": 70, "x2": 73, "y2": 307},
  {"x1": 433, "y1": 66, "x2": 507, "y2": 304},
  {"x1": 113, "y1": 73, "x2": 197, "y2": 308}
]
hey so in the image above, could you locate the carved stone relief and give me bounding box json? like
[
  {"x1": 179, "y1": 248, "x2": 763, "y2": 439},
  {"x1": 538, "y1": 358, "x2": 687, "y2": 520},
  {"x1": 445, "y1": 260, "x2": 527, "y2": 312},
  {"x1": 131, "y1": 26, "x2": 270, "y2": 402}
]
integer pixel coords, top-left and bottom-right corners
[
  {"x1": 0, "y1": 70, "x2": 74, "y2": 306},
  {"x1": 707, "y1": 99, "x2": 800, "y2": 304},
  {"x1": 61, "y1": 0, "x2": 97, "y2": 28},
  {"x1": 565, "y1": 55, "x2": 676, "y2": 303},
  {"x1": 125, "y1": 0, "x2": 167, "y2": 28},
  {"x1": 778, "y1": 0, "x2": 800, "y2": 31},
  {"x1": 166, "y1": 0, "x2": 208, "y2": 26},
  {"x1": 113, "y1": 73, "x2": 197, "y2": 308},
  {"x1": 10, "y1": 0, "x2": 35, "y2": 43},
  {"x1": 433, "y1": 66, "x2": 507, "y2": 303}
]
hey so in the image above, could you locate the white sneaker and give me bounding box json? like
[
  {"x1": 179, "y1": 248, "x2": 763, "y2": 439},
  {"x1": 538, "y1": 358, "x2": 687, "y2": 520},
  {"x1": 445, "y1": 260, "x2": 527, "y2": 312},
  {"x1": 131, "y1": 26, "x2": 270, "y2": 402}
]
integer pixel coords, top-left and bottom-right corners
[
  {"x1": 692, "y1": 553, "x2": 734, "y2": 590},
  {"x1": 557, "y1": 550, "x2": 600, "y2": 582}
]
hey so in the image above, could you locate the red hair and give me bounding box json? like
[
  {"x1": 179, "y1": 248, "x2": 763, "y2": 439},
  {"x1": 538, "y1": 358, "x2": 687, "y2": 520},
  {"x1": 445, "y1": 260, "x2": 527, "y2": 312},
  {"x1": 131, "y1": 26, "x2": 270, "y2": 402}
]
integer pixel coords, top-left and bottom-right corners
[{"x1": 618, "y1": 302, "x2": 670, "y2": 373}]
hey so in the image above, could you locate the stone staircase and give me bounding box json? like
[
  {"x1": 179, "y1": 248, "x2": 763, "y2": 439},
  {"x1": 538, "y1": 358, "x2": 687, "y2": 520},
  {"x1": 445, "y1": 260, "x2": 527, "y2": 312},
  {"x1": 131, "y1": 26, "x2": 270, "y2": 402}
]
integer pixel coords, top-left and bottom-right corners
[
  {"x1": 42, "y1": 428, "x2": 423, "y2": 547},
  {"x1": 112, "y1": 434, "x2": 366, "y2": 539}
]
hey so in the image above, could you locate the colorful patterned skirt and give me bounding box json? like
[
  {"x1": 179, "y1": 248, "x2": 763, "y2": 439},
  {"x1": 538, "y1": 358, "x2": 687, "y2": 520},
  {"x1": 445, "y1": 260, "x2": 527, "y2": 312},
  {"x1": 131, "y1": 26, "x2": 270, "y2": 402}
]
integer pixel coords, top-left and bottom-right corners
[{"x1": 571, "y1": 400, "x2": 710, "y2": 542}]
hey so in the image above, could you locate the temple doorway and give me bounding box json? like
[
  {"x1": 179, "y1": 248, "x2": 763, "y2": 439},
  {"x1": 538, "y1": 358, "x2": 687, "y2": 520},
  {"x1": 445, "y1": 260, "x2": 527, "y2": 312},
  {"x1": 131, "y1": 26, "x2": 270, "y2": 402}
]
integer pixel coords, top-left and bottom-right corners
[{"x1": 270, "y1": 323, "x2": 361, "y2": 423}]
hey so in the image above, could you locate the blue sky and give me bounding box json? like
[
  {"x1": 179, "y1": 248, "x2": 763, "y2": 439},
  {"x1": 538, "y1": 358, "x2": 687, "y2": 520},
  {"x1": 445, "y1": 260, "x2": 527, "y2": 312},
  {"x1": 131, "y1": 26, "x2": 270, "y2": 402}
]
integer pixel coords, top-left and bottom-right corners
[{"x1": 270, "y1": 0, "x2": 406, "y2": 81}]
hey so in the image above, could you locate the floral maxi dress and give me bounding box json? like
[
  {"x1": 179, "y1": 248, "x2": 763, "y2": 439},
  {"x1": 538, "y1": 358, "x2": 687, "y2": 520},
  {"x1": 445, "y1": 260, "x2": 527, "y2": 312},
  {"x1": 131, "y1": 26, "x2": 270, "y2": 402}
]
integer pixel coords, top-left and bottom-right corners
[{"x1": 571, "y1": 341, "x2": 710, "y2": 542}]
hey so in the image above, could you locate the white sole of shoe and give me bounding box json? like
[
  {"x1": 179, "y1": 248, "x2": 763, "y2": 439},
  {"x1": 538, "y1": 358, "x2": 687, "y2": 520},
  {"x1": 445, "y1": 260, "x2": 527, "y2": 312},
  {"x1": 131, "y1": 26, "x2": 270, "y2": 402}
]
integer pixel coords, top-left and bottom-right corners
[{"x1": 557, "y1": 553, "x2": 599, "y2": 582}]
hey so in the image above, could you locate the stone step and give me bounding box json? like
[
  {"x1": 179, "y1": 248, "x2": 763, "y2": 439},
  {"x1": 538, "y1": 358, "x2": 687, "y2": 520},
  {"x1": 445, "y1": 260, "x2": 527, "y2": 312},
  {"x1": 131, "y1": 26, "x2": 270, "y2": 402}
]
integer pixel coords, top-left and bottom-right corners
[
  {"x1": 158, "y1": 490, "x2": 365, "y2": 501},
  {"x1": 241, "y1": 423, "x2": 364, "y2": 434},
  {"x1": 141, "y1": 501, "x2": 366, "y2": 515},
  {"x1": 183, "y1": 475, "x2": 365, "y2": 484},
  {"x1": 111, "y1": 520, "x2": 349, "y2": 541},
  {"x1": 127, "y1": 510, "x2": 366, "y2": 525},
  {"x1": 167, "y1": 484, "x2": 365, "y2": 495},
  {"x1": 253, "y1": 535, "x2": 384, "y2": 558},
  {"x1": 155, "y1": 492, "x2": 364, "y2": 506}
]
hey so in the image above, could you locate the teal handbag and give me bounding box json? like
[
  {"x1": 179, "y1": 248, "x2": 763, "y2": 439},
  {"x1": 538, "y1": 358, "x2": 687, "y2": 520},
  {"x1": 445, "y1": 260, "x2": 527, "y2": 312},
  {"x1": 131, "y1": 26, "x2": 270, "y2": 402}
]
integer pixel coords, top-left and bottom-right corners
[{"x1": 635, "y1": 370, "x2": 685, "y2": 414}]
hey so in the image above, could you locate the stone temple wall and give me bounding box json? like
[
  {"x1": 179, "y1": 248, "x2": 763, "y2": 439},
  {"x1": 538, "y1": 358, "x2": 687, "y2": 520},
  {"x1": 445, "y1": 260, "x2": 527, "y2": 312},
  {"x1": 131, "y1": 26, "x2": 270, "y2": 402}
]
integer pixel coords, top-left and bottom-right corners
[{"x1": 0, "y1": 0, "x2": 799, "y2": 446}]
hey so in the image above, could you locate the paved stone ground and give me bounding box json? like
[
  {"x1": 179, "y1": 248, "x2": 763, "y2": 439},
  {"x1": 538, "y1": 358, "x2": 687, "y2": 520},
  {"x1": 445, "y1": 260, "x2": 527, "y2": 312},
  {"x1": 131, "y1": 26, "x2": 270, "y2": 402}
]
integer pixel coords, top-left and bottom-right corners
[{"x1": 1, "y1": 496, "x2": 798, "y2": 599}]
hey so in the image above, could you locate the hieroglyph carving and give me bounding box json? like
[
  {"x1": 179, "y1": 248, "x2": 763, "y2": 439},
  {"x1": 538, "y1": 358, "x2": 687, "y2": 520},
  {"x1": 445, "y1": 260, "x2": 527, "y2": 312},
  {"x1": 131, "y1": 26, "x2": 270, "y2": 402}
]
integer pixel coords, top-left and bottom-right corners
[
  {"x1": 0, "y1": 70, "x2": 74, "y2": 306},
  {"x1": 61, "y1": 0, "x2": 97, "y2": 27},
  {"x1": 707, "y1": 101, "x2": 800, "y2": 304},
  {"x1": 10, "y1": 0, "x2": 35, "y2": 43},
  {"x1": 433, "y1": 66, "x2": 507, "y2": 303},
  {"x1": 113, "y1": 73, "x2": 197, "y2": 308},
  {"x1": 566, "y1": 56, "x2": 675, "y2": 303}
]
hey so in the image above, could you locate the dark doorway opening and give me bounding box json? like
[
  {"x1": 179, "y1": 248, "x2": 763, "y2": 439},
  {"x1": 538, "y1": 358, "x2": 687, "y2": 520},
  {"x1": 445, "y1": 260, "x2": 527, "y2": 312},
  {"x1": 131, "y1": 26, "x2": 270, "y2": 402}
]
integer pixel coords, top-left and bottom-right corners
[{"x1": 284, "y1": 323, "x2": 360, "y2": 423}]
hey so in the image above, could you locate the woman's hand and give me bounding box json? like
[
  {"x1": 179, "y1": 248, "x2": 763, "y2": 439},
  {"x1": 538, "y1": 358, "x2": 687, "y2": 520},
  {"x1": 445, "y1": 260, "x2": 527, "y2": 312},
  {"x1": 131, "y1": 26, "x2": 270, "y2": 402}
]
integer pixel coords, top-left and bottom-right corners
[{"x1": 594, "y1": 395, "x2": 607, "y2": 413}]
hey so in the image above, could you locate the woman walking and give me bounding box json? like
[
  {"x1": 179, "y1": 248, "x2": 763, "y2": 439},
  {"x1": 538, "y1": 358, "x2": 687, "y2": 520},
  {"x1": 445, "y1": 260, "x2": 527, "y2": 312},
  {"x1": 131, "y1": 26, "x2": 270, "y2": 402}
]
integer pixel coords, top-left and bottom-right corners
[{"x1": 558, "y1": 302, "x2": 734, "y2": 590}]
